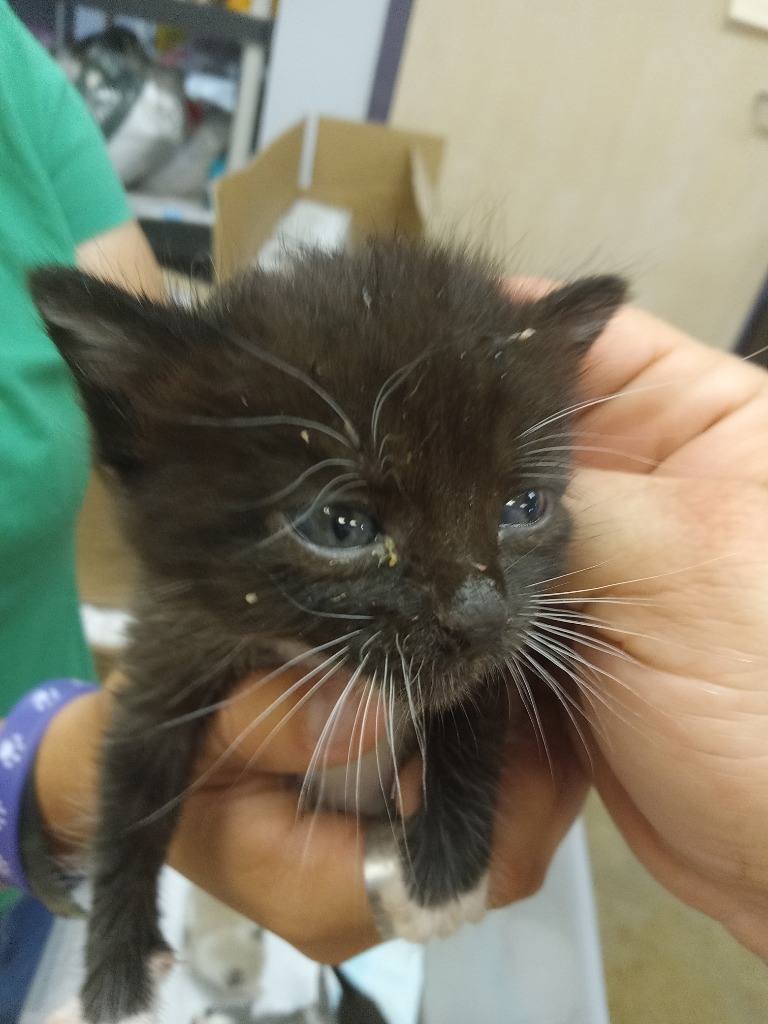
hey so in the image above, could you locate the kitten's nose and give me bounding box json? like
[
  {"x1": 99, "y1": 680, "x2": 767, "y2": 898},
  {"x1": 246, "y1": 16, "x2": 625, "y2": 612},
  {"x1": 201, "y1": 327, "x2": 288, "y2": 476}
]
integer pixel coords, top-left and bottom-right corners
[{"x1": 438, "y1": 577, "x2": 506, "y2": 653}]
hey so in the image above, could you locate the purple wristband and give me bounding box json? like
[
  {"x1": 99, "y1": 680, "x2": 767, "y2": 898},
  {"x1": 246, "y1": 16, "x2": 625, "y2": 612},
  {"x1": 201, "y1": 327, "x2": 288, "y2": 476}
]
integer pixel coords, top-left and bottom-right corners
[{"x1": 0, "y1": 680, "x2": 99, "y2": 893}]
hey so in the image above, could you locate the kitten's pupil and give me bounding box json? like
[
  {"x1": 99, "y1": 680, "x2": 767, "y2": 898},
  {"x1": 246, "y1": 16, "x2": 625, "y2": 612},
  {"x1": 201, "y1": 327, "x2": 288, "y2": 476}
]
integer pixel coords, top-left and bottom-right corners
[
  {"x1": 292, "y1": 503, "x2": 380, "y2": 550},
  {"x1": 501, "y1": 489, "x2": 547, "y2": 528}
]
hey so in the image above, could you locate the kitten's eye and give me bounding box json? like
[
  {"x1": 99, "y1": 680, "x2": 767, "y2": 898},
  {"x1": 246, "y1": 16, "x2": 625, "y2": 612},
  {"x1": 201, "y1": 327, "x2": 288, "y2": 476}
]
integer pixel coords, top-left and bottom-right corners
[
  {"x1": 291, "y1": 504, "x2": 380, "y2": 550},
  {"x1": 500, "y1": 489, "x2": 548, "y2": 528}
]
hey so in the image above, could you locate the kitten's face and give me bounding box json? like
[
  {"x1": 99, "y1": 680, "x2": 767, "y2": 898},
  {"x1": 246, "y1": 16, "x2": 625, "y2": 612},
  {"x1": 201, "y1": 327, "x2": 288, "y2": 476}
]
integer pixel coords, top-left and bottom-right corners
[{"x1": 31, "y1": 241, "x2": 624, "y2": 710}]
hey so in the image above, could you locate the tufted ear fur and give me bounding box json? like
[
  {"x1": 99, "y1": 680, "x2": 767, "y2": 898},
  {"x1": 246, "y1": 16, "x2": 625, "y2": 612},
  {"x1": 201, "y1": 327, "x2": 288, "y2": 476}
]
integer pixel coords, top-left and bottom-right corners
[
  {"x1": 29, "y1": 266, "x2": 222, "y2": 472},
  {"x1": 526, "y1": 275, "x2": 628, "y2": 351}
]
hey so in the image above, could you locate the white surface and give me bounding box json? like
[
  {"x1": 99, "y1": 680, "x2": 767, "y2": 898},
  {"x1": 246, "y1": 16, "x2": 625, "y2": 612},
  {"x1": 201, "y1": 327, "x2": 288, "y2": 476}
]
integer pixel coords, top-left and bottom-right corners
[
  {"x1": 79, "y1": 604, "x2": 132, "y2": 650},
  {"x1": 257, "y1": 0, "x2": 390, "y2": 149},
  {"x1": 729, "y1": 0, "x2": 768, "y2": 30},
  {"x1": 21, "y1": 821, "x2": 608, "y2": 1024},
  {"x1": 422, "y1": 821, "x2": 610, "y2": 1024},
  {"x1": 257, "y1": 200, "x2": 352, "y2": 270}
]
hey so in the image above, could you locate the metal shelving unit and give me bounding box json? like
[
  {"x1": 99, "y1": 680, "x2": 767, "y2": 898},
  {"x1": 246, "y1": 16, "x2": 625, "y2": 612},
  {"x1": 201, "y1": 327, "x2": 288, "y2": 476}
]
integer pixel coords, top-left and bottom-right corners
[
  {"x1": 57, "y1": 0, "x2": 271, "y2": 45},
  {"x1": 55, "y1": 0, "x2": 274, "y2": 273}
]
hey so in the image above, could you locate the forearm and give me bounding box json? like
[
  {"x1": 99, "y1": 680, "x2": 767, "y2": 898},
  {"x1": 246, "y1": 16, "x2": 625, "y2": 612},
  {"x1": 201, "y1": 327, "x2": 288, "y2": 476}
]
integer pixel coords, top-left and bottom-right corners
[{"x1": 75, "y1": 220, "x2": 165, "y2": 300}]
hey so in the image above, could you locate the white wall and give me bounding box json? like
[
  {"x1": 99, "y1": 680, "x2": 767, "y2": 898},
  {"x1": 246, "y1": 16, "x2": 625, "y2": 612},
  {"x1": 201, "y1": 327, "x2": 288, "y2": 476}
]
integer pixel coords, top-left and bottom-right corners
[
  {"x1": 257, "y1": 0, "x2": 390, "y2": 149},
  {"x1": 392, "y1": 0, "x2": 768, "y2": 348}
]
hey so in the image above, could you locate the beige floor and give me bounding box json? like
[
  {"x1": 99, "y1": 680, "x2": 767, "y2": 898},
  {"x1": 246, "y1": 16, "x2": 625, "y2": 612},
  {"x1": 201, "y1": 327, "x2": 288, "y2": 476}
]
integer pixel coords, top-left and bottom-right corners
[
  {"x1": 584, "y1": 792, "x2": 768, "y2": 1023},
  {"x1": 77, "y1": 474, "x2": 768, "y2": 1024}
]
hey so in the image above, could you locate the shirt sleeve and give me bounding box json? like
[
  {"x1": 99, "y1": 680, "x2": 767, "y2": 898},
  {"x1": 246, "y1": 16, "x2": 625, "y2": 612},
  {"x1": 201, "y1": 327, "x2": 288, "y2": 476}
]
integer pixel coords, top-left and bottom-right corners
[{"x1": 0, "y1": 0, "x2": 133, "y2": 246}]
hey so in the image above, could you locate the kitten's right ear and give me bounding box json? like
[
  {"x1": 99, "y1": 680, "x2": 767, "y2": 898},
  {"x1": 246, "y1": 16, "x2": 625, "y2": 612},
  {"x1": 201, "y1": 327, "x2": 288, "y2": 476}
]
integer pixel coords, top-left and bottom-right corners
[
  {"x1": 29, "y1": 266, "x2": 205, "y2": 471},
  {"x1": 531, "y1": 274, "x2": 628, "y2": 352}
]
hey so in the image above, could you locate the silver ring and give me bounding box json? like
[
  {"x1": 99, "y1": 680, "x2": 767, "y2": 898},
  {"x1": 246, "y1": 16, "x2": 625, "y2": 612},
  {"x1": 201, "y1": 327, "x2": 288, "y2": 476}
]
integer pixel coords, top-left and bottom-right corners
[{"x1": 363, "y1": 821, "x2": 401, "y2": 941}]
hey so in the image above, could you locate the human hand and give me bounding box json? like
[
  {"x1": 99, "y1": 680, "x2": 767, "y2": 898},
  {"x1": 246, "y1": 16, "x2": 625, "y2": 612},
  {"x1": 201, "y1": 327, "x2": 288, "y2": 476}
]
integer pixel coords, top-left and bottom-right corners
[
  {"x1": 35, "y1": 651, "x2": 589, "y2": 963},
  {"x1": 561, "y1": 304, "x2": 768, "y2": 958},
  {"x1": 35, "y1": 666, "x2": 386, "y2": 963}
]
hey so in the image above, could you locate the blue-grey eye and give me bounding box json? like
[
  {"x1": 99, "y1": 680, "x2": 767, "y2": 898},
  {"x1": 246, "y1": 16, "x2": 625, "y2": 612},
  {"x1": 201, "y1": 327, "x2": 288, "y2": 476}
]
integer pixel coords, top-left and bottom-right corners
[
  {"x1": 292, "y1": 504, "x2": 380, "y2": 550},
  {"x1": 500, "y1": 489, "x2": 547, "y2": 528}
]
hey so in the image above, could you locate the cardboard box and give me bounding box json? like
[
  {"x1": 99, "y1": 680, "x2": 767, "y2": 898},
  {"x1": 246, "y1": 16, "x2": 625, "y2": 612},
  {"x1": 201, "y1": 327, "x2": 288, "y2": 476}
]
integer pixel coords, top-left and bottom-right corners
[{"x1": 213, "y1": 116, "x2": 445, "y2": 279}]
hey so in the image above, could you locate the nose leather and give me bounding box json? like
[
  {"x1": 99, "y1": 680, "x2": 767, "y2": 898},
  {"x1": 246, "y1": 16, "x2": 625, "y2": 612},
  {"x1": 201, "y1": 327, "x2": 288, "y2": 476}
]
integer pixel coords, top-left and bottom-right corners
[{"x1": 438, "y1": 577, "x2": 506, "y2": 652}]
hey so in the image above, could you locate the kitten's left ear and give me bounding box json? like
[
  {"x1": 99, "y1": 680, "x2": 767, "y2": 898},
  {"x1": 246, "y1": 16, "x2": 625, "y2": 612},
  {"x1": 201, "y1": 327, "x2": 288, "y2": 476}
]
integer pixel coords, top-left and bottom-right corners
[{"x1": 529, "y1": 275, "x2": 628, "y2": 351}]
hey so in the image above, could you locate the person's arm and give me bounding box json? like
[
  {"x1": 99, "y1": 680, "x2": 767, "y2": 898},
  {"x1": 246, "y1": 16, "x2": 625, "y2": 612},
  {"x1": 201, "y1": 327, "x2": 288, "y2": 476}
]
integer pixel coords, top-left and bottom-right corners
[{"x1": 76, "y1": 220, "x2": 165, "y2": 300}]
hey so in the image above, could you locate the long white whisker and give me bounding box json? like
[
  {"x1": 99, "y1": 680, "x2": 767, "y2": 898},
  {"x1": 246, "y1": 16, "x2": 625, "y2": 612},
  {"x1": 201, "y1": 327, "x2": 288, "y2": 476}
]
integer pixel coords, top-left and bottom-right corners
[
  {"x1": 371, "y1": 349, "x2": 435, "y2": 448},
  {"x1": 518, "y1": 375, "x2": 700, "y2": 440},
  {"x1": 504, "y1": 658, "x2": 553, "y2": 772},
  {"x1": 156, "y1": 633, "x2": 360, "y2": 729},
  {"x1": 396, "y1": 636, "x2": 425, "y2": 762},
  {"x1": 517, "y1": 647, "x2": 595, "y2": 768},
  {"x1": 225, "y1": 328, "x2": 360, "y2": 447},
  {"x1": 254, "y1": 457, "x2": 359, "y2": 508},
  {"x1": 298, "y1": 658, "x2": 367, "y2": 814},
  {"x1": 129, "y1": 648, "x2": 350, "y2": 830},
  {"x1": 532, "y1": 551, "x2": 735, "y2": 598}
]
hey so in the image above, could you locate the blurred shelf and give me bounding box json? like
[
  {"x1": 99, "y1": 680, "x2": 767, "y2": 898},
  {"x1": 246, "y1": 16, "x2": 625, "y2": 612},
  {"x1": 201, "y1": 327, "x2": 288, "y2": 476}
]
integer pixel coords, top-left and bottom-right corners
[
  {"x1": 129, "y1": 191, "x2": 213, "y2": 275},
  {"x1": 129, "y1": 191, "x2": 214, "y2": 225},
  {"x1": 68, "y1": 0, "x2": 272, "y2": 45}
]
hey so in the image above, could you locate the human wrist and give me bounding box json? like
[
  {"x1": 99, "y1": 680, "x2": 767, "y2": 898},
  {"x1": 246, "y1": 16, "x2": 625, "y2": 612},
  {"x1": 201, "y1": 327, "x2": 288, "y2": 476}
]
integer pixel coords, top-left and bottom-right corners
[
  {"x1": 34, "y1": 684, "x2": 109, "y2": 858},
  {"x1": 0, "y1": 681, "x2": 98, "y2": 906}
]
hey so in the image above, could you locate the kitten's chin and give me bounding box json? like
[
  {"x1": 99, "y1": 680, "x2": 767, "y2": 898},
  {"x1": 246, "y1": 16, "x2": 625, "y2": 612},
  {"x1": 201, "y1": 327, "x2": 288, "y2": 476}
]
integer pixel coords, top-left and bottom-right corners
[
  {"x1": 410, "y1": 657, "x2": 511, "y2": 714},
  {"x1": 262, "y1": 637, "x2": 508, "y2": 718}
]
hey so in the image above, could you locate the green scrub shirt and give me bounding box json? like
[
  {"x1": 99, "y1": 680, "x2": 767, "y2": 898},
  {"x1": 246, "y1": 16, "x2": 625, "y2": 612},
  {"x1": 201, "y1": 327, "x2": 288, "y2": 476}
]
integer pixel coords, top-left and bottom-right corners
[{"x1": 0, "y1": 0, "x2": 133, "y2": 907}]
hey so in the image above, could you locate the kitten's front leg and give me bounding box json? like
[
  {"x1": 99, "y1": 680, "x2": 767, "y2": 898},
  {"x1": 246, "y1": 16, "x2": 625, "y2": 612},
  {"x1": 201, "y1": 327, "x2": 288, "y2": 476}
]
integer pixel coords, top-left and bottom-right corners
[
  {"x1": 366, "y1": 689, "x2": 508, "y2": 943},
  {"x1": 80, "y1": 699, "x2": 209, "y2": 1024}
]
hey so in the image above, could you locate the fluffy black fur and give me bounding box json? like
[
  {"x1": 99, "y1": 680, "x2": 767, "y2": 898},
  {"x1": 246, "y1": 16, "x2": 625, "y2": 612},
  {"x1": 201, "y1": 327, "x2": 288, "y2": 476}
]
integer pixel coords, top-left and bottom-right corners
[{"x1": 30, "y1": 239, "x2": 625, "y2": 1023}]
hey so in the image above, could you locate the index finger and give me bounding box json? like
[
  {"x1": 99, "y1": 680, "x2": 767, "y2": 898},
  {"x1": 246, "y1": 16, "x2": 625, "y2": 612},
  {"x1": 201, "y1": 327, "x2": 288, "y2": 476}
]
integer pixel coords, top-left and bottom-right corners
[
  {"x1": 506, "y1": 277, "x2": 768, "y2": 480},
  {"x1": 575, "y1": 305, "x2": 768, "y2": 481}
]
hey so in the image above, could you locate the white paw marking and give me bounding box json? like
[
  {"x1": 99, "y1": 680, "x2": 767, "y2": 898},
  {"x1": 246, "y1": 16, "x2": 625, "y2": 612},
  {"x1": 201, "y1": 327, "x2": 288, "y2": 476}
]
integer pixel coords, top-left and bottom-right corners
[{"x1": 377, "y1": 868, "x2": 489, "y2": 943}]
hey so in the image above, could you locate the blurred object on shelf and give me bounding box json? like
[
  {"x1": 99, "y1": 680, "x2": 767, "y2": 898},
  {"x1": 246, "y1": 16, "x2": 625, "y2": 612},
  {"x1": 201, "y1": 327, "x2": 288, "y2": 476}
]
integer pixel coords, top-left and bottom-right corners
[
  {"x1": 63, "y1": 25, "x2": 186, "y2": 188},
  {"x1": 155, "y1": 24, "x2": 187, "y2": 52},
  {"x1": 107, "y1": 67, "x2": 186, "y2": 186},
  {"x1": 185, "y1": 68, "x2": 238, "y2": 112},
  {"x1": 141, "y1": 108, "x2": 230, "y2": 201},
  {"x1": 65, "y1": 26, "x2": 149, "y2": 138}
]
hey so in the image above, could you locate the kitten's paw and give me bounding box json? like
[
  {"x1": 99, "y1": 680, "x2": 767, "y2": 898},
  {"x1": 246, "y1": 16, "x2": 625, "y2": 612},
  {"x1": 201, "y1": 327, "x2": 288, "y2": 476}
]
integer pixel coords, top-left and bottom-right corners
[
  {"x1": 378, "y1": 871, "x2": 489, "y2": 942},
  {"x1": 365, "y1": 825, "x2": 488, "y2": 942}
]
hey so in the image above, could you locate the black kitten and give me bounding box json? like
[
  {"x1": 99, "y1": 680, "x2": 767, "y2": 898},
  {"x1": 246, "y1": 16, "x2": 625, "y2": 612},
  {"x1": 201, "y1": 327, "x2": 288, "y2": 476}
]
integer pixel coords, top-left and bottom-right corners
[{"x1": 30, "y1": 239, "x2": 625, "y2": 1023}]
